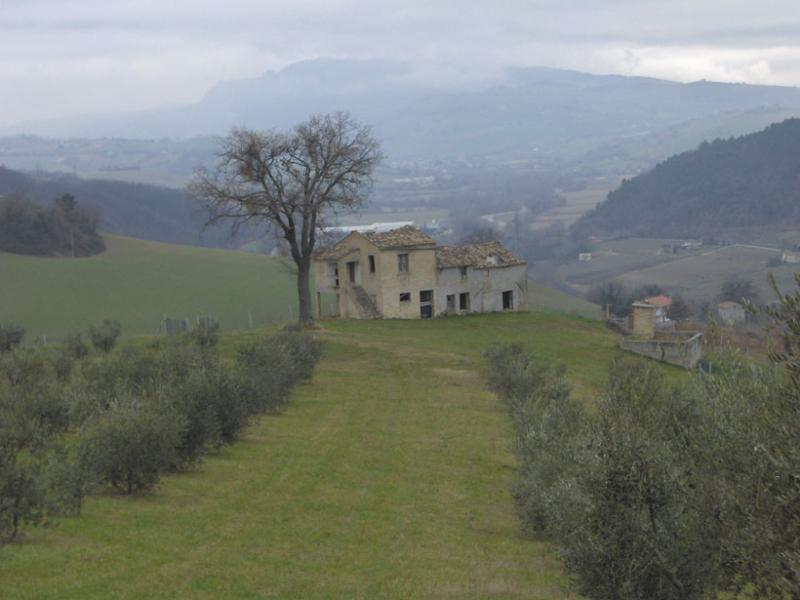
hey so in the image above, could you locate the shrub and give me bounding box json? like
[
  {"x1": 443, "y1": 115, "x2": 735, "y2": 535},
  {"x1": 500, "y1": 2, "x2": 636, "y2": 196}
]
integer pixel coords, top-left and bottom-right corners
[
  {"x1": 235, "y1": 332, "x2": 322, "y2": 414},
  {"x1": 0, "y1": 378, "x2": 79, "y2": 545},
  {"x1": 189, "y1": 318, "x2": 219, "y2": 349},
  {"x1": 165, "y1": 367, "x2": 249, "y2": 464},
  {"x1": 88, "y1": 320, "x2": 121, "y2": 353},
  {"x1": 486, "y1": 325, "x2": 800, "y2": 597},
  {"x1": 63, "y1": 333, "x2": 90, "y2": 360},
  {"x1": 0, "y1": 444, "x2": 47, "y2": 544},
  {"x1": 0, "y1": 324, "x2": 25, "y2": 353},
  {"x1": 77, "y1": 400, "x2": 185, "y2": 494}
]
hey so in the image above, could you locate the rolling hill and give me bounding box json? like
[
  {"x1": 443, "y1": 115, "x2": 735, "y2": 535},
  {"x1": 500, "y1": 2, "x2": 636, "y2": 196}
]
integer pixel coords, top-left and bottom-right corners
[
  {"x1": 0, "y1": 235, "x2": 296, "y2": 339},
  {"x1": 0, "y1": 166, "x2": 236, "y2": 247},
  {"x1": 1, "y1": 233, "x2": 598, "y2": 341},
  {"x1": 575, "y1": 118, "x2": 800, "y2": 238}
]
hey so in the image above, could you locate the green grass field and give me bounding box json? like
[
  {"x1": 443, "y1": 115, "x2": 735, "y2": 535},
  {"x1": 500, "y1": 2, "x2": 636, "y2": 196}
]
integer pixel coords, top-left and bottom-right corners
[
  {"x1": 0, "y1": 235, "x2": 296, "y2": 339},
  {"x1": 0, "y1": 312, "x2": 623, "y2": 598},
  {"x1": 528, "y1": 283, "x2": 600, "y2": 320},
  {"x1": 2, "y1": 234, "x2": 602, "y2": 342}
]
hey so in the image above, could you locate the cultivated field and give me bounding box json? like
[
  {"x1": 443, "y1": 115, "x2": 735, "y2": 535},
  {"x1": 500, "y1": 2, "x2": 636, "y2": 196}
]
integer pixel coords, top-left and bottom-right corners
[
  {"x1": 0, "y1": 235, "x2": 296, "y2": 339},
  {"x1": 536, "y1": 237, "x2": 800, "y2": 305},
  {"x1": 0, "y1": 312, "x2": 622, "y2": 598},
  {"x1": 617, "y1": 244, "x2": 796, "y2": 302},
  {"x1": 529, "y1": 181, "x2": 618, "y2": 232}
]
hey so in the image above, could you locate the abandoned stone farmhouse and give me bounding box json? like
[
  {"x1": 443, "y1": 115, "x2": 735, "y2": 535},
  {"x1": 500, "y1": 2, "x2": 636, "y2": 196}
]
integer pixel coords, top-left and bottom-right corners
[{"x1": 313, "y1": 225, "x2": 528, "y2": 319}]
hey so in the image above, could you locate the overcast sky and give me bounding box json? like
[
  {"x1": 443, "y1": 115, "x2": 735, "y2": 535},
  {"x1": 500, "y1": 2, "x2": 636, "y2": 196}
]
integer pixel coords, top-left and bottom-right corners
[{"x1": 1, "y1": 0, "x2": 799, "y2": 126}]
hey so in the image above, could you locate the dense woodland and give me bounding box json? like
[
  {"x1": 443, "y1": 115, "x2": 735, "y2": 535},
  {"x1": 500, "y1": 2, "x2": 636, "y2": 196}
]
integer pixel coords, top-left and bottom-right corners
[
  {"x1": 575, "y1": 118, "x2": 800, "y2": 238},
  {"x1": 0, "y1": 194, "x2": 105, "y2": 257}
]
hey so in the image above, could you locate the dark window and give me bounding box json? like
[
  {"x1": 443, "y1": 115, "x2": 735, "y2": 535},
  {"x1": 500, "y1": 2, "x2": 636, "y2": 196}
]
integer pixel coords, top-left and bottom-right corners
[
  {"x1": 446, "y1": 294, "x2": 456, "y2": 311},
  {"x1": 347, "y1": 261, "x2": 357, "y2": 283},
  {"x1": 459, "y1": 292, "x2": 470, "y2": 311},
  {"x1": 419, "y1": 290, "x2": 433, "y2": 303},
  {"x1": 502, "y1": 290, "x2": 513, "y2": 310},
  {"x1": 400, "y1": 292, "x2": 411, "y2": 302},
  {"x1": 420, "y1": 305, "x2": 433, "y2": 319},
  {"x1": 460, "y1": 266, "x2": 468, "y2": 278},
  {"x1": 398, "y1": 253, "x2": 409, "y2": 273},
  {"x1": 368, "y1": 255, "x2": 376, "y2": 273}
]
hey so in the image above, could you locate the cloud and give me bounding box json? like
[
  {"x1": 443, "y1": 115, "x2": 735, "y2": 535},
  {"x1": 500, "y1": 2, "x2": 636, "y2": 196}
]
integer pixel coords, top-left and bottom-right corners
[{"x1": 0, "y1": 0, "x2": 799, "y2": 126}]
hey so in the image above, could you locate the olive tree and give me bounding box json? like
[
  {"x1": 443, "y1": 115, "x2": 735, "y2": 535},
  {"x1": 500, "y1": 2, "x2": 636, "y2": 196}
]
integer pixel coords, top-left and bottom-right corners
[{"x1": 189, "y1": 112, "x2": 382, "y2": 326}]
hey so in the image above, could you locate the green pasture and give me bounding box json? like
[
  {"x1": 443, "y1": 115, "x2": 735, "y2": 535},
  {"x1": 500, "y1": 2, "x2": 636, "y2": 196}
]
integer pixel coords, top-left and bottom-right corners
[{"x1": 0, "y1": 235, "x2": 296, "y2": 339}]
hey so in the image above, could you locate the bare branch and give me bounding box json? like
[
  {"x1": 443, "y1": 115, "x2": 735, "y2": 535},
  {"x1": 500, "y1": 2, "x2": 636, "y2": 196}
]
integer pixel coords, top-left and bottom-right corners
[{"x1": 187, "y1": 112, "x2": 382, "y2": 324}]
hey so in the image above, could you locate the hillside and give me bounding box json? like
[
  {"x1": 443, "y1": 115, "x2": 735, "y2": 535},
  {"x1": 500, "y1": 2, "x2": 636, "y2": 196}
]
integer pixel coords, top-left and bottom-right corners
[
  {"x1": 0, "y1": 165, "x2": 233, "y2": 247},
  {"x1": 575, "y1": 119, "x2": 800, "y2": 238},
  {"x1": 0, "y1": 235, "x2": 296, "y2": 339},
  {"x1": 4, "y1": 60, "x2": 800, "y2": 163},
  {"x1": 0, "y1": 312, "x2": 621, "y2": 598}
]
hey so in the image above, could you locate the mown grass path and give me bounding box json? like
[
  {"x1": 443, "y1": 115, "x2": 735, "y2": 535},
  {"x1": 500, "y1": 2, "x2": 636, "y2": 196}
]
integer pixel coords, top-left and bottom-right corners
[{"x1": 1, "y1": 313, "x2": 616, "y2": 598}]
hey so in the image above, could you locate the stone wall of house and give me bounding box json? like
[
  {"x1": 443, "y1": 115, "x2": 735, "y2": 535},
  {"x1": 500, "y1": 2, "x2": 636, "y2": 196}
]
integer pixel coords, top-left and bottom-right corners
[
  {"x1": 620, "y1": 332, "x2": 703, "y2": 369},
  {"x1": 375, "y1": 245, "x2": 438, "y2": 319},
  {"x1": 435, "y1": 264, "x2": 528, "y2": 316},
  {"x1": 313, "y1": 230, "x2": 528, "y2": 320}
]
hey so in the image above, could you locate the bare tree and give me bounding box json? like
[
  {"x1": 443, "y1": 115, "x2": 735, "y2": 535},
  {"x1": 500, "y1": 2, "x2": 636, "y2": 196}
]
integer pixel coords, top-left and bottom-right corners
[{"x1": 189, "y1": 112, "x2": 382, "y2": 326}]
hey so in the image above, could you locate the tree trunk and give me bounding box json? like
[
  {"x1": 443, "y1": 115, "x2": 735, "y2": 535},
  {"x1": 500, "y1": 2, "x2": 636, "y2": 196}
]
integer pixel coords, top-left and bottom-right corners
[{"x1": 297, "y1": 261, "x2": 314, "y2": 326}]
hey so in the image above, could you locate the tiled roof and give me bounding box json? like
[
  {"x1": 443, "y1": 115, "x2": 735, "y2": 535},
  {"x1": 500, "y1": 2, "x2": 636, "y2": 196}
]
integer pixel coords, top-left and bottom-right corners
[
  {"x1": 363, "y1": 225, "x2": 436, "y2": 249},
  {"x1": 718, "y1": 301, "x2": 743, "y2": 309},
  {"x1": 644, "y1": 295, "x2": 672, "y2": 308},
  {"x1": 436, "y1": 241, "x2": 526, "y2": 269},
  {"x1": 313, "y1": 244, "x2": 358, "y2": 261}
]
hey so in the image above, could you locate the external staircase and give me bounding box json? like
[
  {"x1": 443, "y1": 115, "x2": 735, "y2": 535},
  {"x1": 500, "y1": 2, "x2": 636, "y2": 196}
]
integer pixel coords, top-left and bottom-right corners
[{"x1": 349, "y1": 284, "x2": 381, "y2": 318}]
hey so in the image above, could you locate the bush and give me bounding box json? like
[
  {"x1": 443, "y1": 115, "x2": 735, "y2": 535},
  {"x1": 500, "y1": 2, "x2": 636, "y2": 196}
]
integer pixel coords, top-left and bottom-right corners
[
  {"x1": 89, "y1": 320, "x2": 121, "y2": 353},
  {"x1": 0, "y1": 324, "x2": 25, "y2": 353},
  {"x1": 77, "y1": 400, "x2": 185, "y2": 494},
  {"x1": 189, "y1": 318, "x2": 219, "y2": 349},
  {"x1": 235, "y1": 332, "x2": 322, "y2": 413},
  {"x1": 0, "y1": 378, "x2": 79, "y2": 545},
  {"x1": 1, "y1": 326, "x2": 323, "y2": 546},
  {"x1": 486, "y1": 307, "x2": 800, "y2": 599}
]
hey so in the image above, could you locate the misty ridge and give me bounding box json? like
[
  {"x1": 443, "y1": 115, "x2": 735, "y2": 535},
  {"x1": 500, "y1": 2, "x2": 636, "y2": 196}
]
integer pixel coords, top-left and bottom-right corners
[
  {"x1": 2, "y1": 59, "x2": 800, "y2": 269},
  {"x1": 4, "y1": 59, "x2": 800, "y2": 163}
]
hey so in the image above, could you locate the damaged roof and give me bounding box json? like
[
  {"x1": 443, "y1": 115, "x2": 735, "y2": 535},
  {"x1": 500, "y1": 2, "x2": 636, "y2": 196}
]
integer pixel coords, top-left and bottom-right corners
[
  {"x1": 363, "y1": 225, "x2": 436, "y2": 249},
  {"x1": 436, "y1": 241, "x2": 526, "y2": 269},
  {"x1": 314, "y1": 225, "x2": 435, "y2": 261},
  {"x1": 313, "y1": 244, "x2": 359, "y2": 261}
]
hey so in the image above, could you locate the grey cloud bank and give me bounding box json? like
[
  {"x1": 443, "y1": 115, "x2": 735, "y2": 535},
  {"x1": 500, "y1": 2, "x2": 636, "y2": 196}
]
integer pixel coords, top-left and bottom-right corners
[{"x1": 1, "y1": 0, "x2": 799, "y2": 126}]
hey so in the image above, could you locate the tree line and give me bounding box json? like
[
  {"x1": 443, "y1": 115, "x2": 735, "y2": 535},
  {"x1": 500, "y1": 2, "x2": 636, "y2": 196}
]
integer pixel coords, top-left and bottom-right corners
[
  {"x1": 0, "y1": 194, "x2": 105, "y2": 257},
  {"x1": 484, "y1": 275, "x2": 800, "y2": 598},
  {"x1": 0, "y1": 320, "x2": 322, "y2": 547}
]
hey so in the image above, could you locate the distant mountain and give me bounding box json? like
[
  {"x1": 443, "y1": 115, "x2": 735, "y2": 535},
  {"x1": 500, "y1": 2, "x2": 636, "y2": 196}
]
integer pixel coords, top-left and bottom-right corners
[
  {"x1": 0, "y1": 166, "x2": 231, "y2": 247},
  {"x1": 574, "y1": 119, "x2": 800, "y2": 238},
  {"x1": 5, "y1": 60, "x2": 800, "y2": 162}
]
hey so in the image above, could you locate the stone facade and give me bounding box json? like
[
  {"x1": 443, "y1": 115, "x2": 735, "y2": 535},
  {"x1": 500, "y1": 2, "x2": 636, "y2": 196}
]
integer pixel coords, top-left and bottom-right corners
[
  {"x1": 630, "y1": 302, "x2": 657, "y2": 339},
  {"x1": 313, "y1": 226, "x2": 528, "y2": 319}
]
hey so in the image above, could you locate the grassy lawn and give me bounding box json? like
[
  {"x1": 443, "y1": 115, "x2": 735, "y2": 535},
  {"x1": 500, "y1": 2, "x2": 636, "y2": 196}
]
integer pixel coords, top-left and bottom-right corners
[
  {"x1": 527, "y1": 283, "x2": 600, "y2": 320},
  {"x1": 0, "y1": 312, "x2": 624, "y2": 598},
  {"x1": 0, "y1": 235, "x2": 296, "y2": 340}
]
